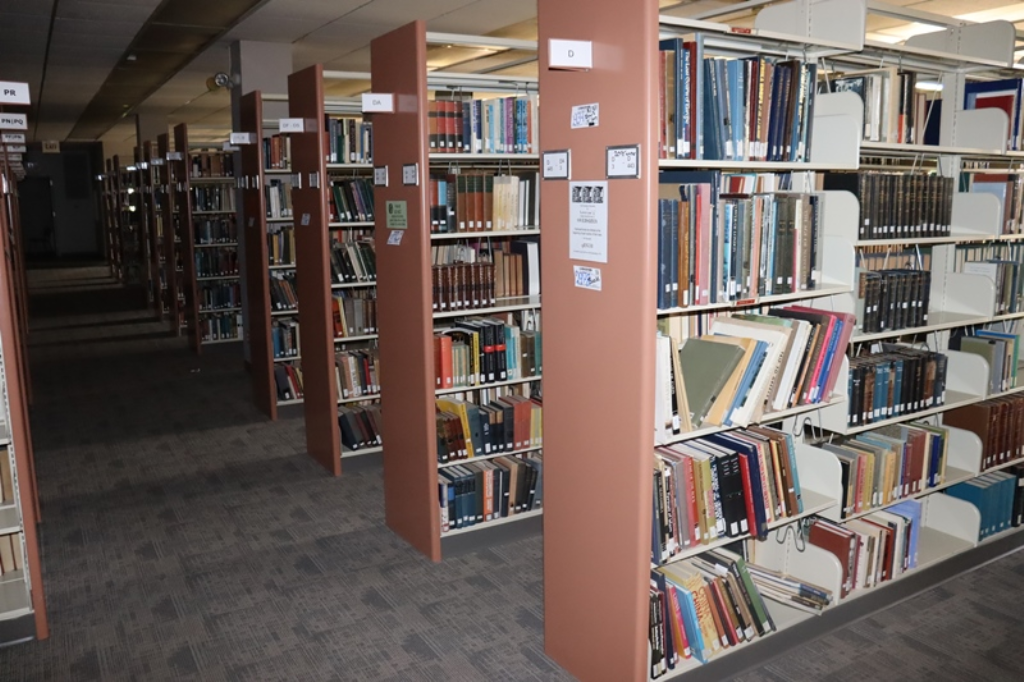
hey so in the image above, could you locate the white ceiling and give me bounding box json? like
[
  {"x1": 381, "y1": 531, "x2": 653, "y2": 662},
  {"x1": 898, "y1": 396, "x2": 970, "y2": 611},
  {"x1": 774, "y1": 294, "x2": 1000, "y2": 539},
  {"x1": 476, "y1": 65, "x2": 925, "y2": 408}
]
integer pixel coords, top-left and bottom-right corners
[{"x1": 4, "y1": 0, "x2": 1024, "y2": 159}]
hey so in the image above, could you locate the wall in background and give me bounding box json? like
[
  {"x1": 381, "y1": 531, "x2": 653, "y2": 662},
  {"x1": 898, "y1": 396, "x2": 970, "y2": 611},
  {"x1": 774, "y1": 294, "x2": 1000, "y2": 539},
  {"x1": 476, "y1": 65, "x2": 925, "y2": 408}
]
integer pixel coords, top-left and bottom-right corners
[{"x1": 20, "y1": 142, "x2": 103, "y2": 258}]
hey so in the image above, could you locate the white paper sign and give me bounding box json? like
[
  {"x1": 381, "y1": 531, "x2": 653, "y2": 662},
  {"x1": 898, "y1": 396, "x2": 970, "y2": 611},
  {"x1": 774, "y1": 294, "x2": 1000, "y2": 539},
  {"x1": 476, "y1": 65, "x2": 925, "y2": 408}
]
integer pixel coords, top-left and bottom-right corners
[
  {"x1": 573, "y1": 265, "x2": 602, "y2": 291},
  {"x1": 0, "y1": 113, "x2": 27, "y2": 130},
  {"x1": 1, "y1": 153, "x2": 22, "y2": 161},
  {"x1": 300, "y1": 213, "x2": 311, "y2": 226},
  {"x1": 607, "y1": 145, "x2": 640, "y2": 178},
  {"x1": 387, "y1": 230, "x2": 404, "y2": 246},
  {"x1": 362, "y1": 93, "x2": 394, "y2": 113},
  {"x1": 279, "y1": 118, "x2": 304, "y2": 133},
  {"x1": 5, "y1": 145, "x2": 26, "y2": 153},
  {"x1": 374, "y1": 166, "x2": 388, "y2": 187},
  {"x1": 549, "y1": 40, "x2": 593, "y2": 70},
  {"x1": 569, "y1": 181, "x2": 608, "y2": 263},
  {"x1": 571, "y1": 103, "x2": 599, "y2": 129},
  {"x1": 542, "y1": 150, "x2": 570, "y2": 180},
  {"x1": 402, "y1": 163, "x2": 419, "y2": 186},
  {"x1": 1, "y1": 134, "x2": 25, "y2": 144},
  {"x1": 167, "y1": 151, "x2": 183, "y2": 161},
  {"x1": 230, "y1": 132, "x2": 256, "y2": 145},
  {"x1": 0, "y1": 81, "x2": 30, "y2": 105}
]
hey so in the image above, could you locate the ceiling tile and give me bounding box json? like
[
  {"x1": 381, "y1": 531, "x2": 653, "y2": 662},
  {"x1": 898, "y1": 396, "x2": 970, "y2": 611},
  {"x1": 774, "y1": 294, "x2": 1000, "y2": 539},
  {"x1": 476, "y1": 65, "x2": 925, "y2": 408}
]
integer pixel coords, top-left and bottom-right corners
[
  {"x1": 57, "y1": 0, "x2": 158, "y2": 22},
  {"x1": 426, "y1": 0, "x2": 536, "y2": 34},
  {"x1": 258, "y1": 0, "x2": 370, "y2": 21},
  {"x1": 297, "y1": 20, "x2": 390, "y2": 47},
  {"x1": 344, "y1": 0, "x2": 477, "y2": 24},
  {"x1": 222, "y1": 13, "x2": 329, "y2": 42}
]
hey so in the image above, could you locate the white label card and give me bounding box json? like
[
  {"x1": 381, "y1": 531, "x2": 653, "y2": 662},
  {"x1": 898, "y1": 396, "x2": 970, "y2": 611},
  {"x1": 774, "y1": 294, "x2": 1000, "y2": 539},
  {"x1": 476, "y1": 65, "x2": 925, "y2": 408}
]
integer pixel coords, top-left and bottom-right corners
[
  {"x1": 362, "y1": 93, "x2": 394, "y2": 113},
  {"x1": 230, "y1": 132, "x2": 256, "y2": 145},
  {"x1": 606, "y1": 144, "x2": 640, "y2": 178},
  {"x1": 569, "y1": 181, "x2": 608, "y2": 263},
  {"x1": 248, "y1": 217, "x2": 255, "y2": 227},
  {"x1": 387, "y1": 230, "x2": 404, "y2": 246},
  {"x1": 374, "y1": 166, "x2": 388, "y2": 187},
  {"x1": 300, "y1": 213, "x2": 311, "y2": 226},
  {"x1": 573, "y1": 265, "x2": 602, "y2": 291},
  {"x1": 402, "y1": 163, "x2": 418, "y2": 186},
  {"x1": 548, "y1": 39, "x2": 593, "y2": 70},
  {"x1": 1, "y1": 153, "x2": 22, "y2": 161},
  {"x1": 1, "y1": 133, "x2": 25, "y2": 144},
  {"x1": 571, "y1": 103, "x2": 599, "y2": 129},
  {"x1": 0, "y1": 113, "x2": 27, "y2": 130},
  {"x1": 542, "y1": 149, "x2": 570, "y2": 180},
  {"x1": 0, "y1": 81, "x2": 30, "y2": 105},
  {"x1": 279, "y1": 118, "x2": 304, "y2": 133},
  {"x1": 5, "y1": 145, "x2": 26, "y2": 153},
  {"x1": 167, "y1": 152, "x2": 182, "y2": 161}
]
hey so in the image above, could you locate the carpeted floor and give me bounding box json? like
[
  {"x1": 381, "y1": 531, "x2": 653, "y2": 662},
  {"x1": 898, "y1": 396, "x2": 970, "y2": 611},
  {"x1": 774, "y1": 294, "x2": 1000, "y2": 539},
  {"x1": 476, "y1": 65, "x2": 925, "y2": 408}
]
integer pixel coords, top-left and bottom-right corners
[{"x1": 1, "y1": 262, "x2": 1023, "y2": 681}]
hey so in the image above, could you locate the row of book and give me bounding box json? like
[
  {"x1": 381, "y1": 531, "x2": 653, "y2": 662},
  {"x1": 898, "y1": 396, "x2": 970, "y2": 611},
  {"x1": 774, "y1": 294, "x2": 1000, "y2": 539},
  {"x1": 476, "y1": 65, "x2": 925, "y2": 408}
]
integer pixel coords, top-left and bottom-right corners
[
  {"x1": 427, "y1": 95, "x2": 538, "y2": 155},
  {"x1": 267, "y1": 227, "x2": 295, "y2": 266},
  {"x1": 964, "y1": 77, "x2": 1024, "y2": 152},
  {"x1": 272, "y1": 319, "x2": 299, "y2": 360},
  {"x1": 190, "y1": 152, "x2": 234, "y2": 178},
  {"x1": 274, "y1": 362, "x2": 303, "y2": 402},
  {"x1": 194, "y1": 218, "x2": 237, "y2": 244},
  {"x1": 0, "y1": 449, "x2": 14, "y2": 504},
  {"x1": 331, "y1": 241, "x2": 376, "y2": 284},
  {"x1": 434, "y1": 315, "x2": 541, "y2": 390},
  {"x1": 657, "y1": 307, "x2": 853, "y2": 438},
  {"x1": 335, "y1": 349, "x2": 380, "y2": 401},
  {"x1": 0, "y1": 533, "x2": 23, "y2": 577},
  {"x1": 338, "y1": 404, "x2": 383, "y2": 452},
  {"x1": 653, "y1": 427, "x2": 805, "y2": 563},
  {"x1": 439, "y1": 452, "x2": 543, "y2": 533},
  {"x1": 263, "y1": 134, "x2": 290, "y2": 170},
  {"x1": 431, "y1": 263, "x2": 498, "y2": 313},
  {"x1": 191, "y1": 185, "x2": 236, "y2": 213},
  {"x1": 946, "y1": 467, "x2": 1024, "y2": 540},
  {"x1": 332, "y1": 291, "x2": 377, "y2": 337},
  {"x1": 658, "y1": 38, "x2": 817, "y2": 162},
  {"x1": 270, "y1": 273, "x2": 298, "y2": 312},
  {"x1": 825, "y1": 68, "x2": 935, "y2": 146},
  {"x1": 266, "y1": 179, "x2": 292, "y2": 219},
  {"x1": 823, "y1": 423, "x2": 949, "y2": 519},
  {"x1": 945, "y1": 393, "x2": 1024, "y2": 471},
  {"x1": 956, "y1": 244, "x2": 1024, "y2": 315},
  {"x1": 823, "y1": 172, "x2": 954, "y2": 240},
  {"x1": 806, "y1": 503, "x2": 922, "y2": 599},
  {"x1": 657, "y1": 171, "x2": 822, "y2": 310},
  {"x1": 855, "y1": 268, "x2": 931, "y2": 334},
  {"x1": 198, "y1": 282, "x2": 241, "y2": 311},
  {"x1": 432, "y1": 240, "x2": 540, "y2": 297},
  {"x1": 330, "y1": 178, "x2": 374, "y2": 223},
  {"x1": 650, "y1": 550, "x2": 782, "y2": 676},
  {"x1": 847, "y1": 346, "x2": 948, "y2": 427},
  {"x1": 429, "y1": 172, "x2": 539, "y2": 233},
  {"x1": 971, "y1": 173, "x2": 1024, "y2": 235},
  {"x1": 950, "y1": 328, "x2": 1020, "y2": 396},
  {"x1": 436, "y1": 394, "x2": 542, "y2": 463},
  {"x1": 325, "y1": 116, "x2": 372, "y2": 165},
  {"x1": 194, "y1": 248, "x2": 239, "y2": 278},
  {"x1": 199, "y1": 312, "x2": 241, "y2": 342}
]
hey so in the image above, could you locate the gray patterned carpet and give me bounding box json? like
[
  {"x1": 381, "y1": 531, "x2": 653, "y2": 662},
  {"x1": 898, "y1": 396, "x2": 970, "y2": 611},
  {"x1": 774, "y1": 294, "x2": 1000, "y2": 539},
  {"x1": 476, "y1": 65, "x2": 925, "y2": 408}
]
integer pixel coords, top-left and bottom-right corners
[{"x1": 0, "y1": 262, "x2": 1022, "y2": 681}]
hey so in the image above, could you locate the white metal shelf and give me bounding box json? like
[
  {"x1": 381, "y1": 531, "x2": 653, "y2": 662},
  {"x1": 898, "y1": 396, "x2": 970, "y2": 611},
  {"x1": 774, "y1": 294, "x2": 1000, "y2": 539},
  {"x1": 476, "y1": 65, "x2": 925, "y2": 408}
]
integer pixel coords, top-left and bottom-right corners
[
  {"x1": 656, "y1": 284, "x2": 850, "y2": 318},
  {"x1": 435, "y1": 375, "x2": 541, "y2": 396},
  {"x1": 330, "y1": 280, "x2": 377, "y2": 290},
  {"x1": 431, "y1": 228, "x2": 540, "y2": 240},
  {"x1": 194, "y1": 242, "x2": 238, "y2": 248},
  {"x1": 341, "y1": 444, "x2": 383, "y2": 459},
  {"x1": 433, "y1": 295, "x2": 541, "y2": 319},
  {"x1": 441, "y1": 507, "x2": 543, "y2": 537},
  {"x1": 334, "y1": 333, "x2": 379, "y2": 344},
  {"x1": 438, "y1": 445, "x2": 543, "y2": 470},
  {"x1": 429, "y1": 153, "x2": 539, "y2": 161},
  {"x1": 338, "y1": 392, "x2": 381, "y2": 405},
  {"x1": 850, "y1": 310, "x2": 993, "y2": 344}
]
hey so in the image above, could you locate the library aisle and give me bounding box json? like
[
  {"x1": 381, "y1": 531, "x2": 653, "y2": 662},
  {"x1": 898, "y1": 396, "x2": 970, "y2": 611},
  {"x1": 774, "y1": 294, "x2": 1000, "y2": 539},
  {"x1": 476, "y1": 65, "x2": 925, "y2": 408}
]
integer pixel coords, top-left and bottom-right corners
[{"x1": 0, "y1": 262, "x2": 1020, "y2": 681}]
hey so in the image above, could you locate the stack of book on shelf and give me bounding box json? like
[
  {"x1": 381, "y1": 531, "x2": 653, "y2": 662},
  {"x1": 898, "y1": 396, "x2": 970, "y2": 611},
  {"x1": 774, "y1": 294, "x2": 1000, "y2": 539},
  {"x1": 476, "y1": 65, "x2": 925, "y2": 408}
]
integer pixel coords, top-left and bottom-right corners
[
  {"x1": 970, "y1": 172, "x2": 1024, "y2": 235},
  {"x1": 434, "y1": 312, "x2": 541, "y2": 390},
  {"x1": 195, "y1": 217, "x2": 237, "y2": 244},
  {"x1": 806, "y1": 501, "x2": 922, "y2": 599},
  {"x1": 741, "y1": 558, "x2": 833, "y2": 614},
  {"x1": 955, "y1": 244, "x2": 1024, "y2": 315},
  {"x1": 949, "y1": 328, "x2": 1020, "y2": 395},
  {"x1": 822, "y1": 172, "x2": 953, "y2": 241},
  {"x1": 431, "y1": 238, "x2": 540, "y2": 312},
  {"x1": 330, "y1": 178, "x2": 375, "y2": 222},
  {"x1": 267, "y1": 226, "x2": 295, "y2": 266},
  {"x1": 945, "y1": 466, "x2": 1024, "y2": 540},
  {"x1": 649, "y1": 549, "x2": 783, "y2": 677},
  {"x1": 201, "y1": 313, "x2": 241, "y2": 342},
  {"x1": 335, "y1": 349, "x2": 379, "y2": 400},
  {"x1": 821, "y1": 423, "x2": 949, "y2": 519},
  {"x1": 324, "y1": 116, "x2": 372, "y2": 164},
  {"x1": 198, "y1": 281, "x2": 240, "y2": 311},
  {"x1": 429, "y1": 171, "x2": 540, "y2": 232},
  {"x1": 428, "y1": 95, "x2": 538, "y2": 154},
  {"x1": 264, "y1": 134, "x2": 290, "y2": 170},
  {"x1": 964, "y1": 77, "x2": 1024, "y2": 151},
  {"x1": 265, "y1": 179, "x2": 293, "y2": 219},
  {"x1": 272, "y1": 319, "x2": 300, "y2": 359},
  {"x1": 855, "y1": 250, "x2": 932, "y2": 335},
  {"x1": 822, "y1": 68, "x2": 937, "y2": 145},
  {"x1": 195, "y1": 248, "x2": 239, "y2": 278},
  {"x1": 653, "y1": 427, "x2": 805, "y2": 561},
  {"x1": 656, "y1": 307, "x2": 854, "y2": 437},
  {"x1": 191, "y1": 185, "x2": 235, "y2": 212},
  {"x1": 337, "y1": 405, "x2": 383, "y2": 452},
  {"x1": 269, "y1": 272, "x2": 298, "y2": 311},
  {"x1": 436, "y1": 394, "x2": 542, "y2": 464},
  {"x1": 191, "y1": 152, "x2": 234, "y2": 177},
  {"x1": 332, "y1": 290, "x2": 377, "y2": 338},
  {"x1": 658, "y1": 39, "x2": 817, "y2": 161},
  {"x1": 944, "y1": 394, "x2": 1024, "y2": 470},
  {"x1": 657, "y1": 171, "x2": 823, "y2": 310},
  {"x1": 438, "y1": 451, "x2": 543, "y2": 532},
  {"x1": 330, "y1": 241, "x2": 376, "y2": 284},
  {"x1": 275, "y1": 363, "x2": 303, "y2": 401},
  {"x1": 0, "y1": 533, "x2": 24, "y2": 576},
  {"x1": 847, "y1": 345, "x2": 948, "y2": 427}
]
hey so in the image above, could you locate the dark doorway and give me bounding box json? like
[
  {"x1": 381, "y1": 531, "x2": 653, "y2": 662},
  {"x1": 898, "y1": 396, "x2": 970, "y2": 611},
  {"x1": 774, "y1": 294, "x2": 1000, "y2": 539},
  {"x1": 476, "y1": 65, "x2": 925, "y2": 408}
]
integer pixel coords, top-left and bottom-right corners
[{"x1": 18, "y1": 177, "x2": 56, "y2": 258}]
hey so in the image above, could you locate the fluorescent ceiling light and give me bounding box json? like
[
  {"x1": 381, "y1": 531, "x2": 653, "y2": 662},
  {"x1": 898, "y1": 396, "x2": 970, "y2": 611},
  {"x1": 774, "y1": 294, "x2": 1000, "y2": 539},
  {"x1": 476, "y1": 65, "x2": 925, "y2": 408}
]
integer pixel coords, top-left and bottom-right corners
[
  {"x1": 916, "y1": 82, "x2": 943, "y2": 92},
  {"x1": 956, "y1": 3, "x2": 1024, "y2": 23}
]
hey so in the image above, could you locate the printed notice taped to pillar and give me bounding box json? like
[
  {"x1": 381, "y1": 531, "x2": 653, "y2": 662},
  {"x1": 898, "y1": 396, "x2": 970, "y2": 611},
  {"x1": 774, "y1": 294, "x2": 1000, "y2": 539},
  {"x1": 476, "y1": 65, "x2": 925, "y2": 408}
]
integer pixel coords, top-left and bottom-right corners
[
  {"x1": 573, "y1": 265, "x2": 602, "y2": 291},
  {"x1": 301, "y1": 213, "x2": 311, "y2": 226},
  {"x1": 387, "y1": 230, "x2": 403, "y2": 246},
  {"x1": 570, "y1": 103, "x2": 599, "y2": 129},
  {"x1": 386, "y1": 201, "x2": 408, "y2": 229},
  {"x1": 569, "y1": 181, "x2": 608, "y2": 263}
]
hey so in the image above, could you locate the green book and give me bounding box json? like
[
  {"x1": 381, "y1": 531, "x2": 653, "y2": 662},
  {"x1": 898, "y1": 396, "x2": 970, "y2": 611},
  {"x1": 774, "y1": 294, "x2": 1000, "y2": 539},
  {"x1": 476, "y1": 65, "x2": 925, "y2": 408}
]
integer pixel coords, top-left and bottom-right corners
[{"x1": 678, "y1": 337, "x2": 745, "y2": 427}]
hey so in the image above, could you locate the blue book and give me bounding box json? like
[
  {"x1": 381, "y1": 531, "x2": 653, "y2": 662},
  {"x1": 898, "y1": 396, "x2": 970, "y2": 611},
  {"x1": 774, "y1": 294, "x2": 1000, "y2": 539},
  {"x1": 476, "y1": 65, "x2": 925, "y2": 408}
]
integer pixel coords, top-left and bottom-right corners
[
  {"x1": 782, "y1": 431, "x2": 804, "y2": 513},
  {"x1": 964, "y1": 78, "x2": 1023, "y2": 150},
  {"x1": 669, "y1": 200, "x2": 680, "y2": 308},
  {"x1": 715, "y1": 59, "x2": 731, "y2": 161},
  {"x1": 945, "y1": 481, "x2": 987, "y2": 539},
  {"x1": 727, "y1": 59, "x2": 745, "y2": 160},
  {"x1": 671, "y1": 581, "x2": 709, "y2": 663},
  {"x1": 706, "y1": 433, "x2": 768, "y2": 539},
  {"x1": 723, "y1": 339, "x2": 767, "y2": 426},
  {"x1": 659, "y1": 38, "x2": 686, "y2": 158},
  {"x1": 657, "y1": 200, "x2": 670, "y2": 309},
  {"x1": 892, "y1": 359, "x2": 904, "y2": 416},
  {"x1": 888, "y1": 499, "x2": 923, "y2": 569},
  {"x1": 703, "y1": 58, "x2": 723, "y2": 160}
]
